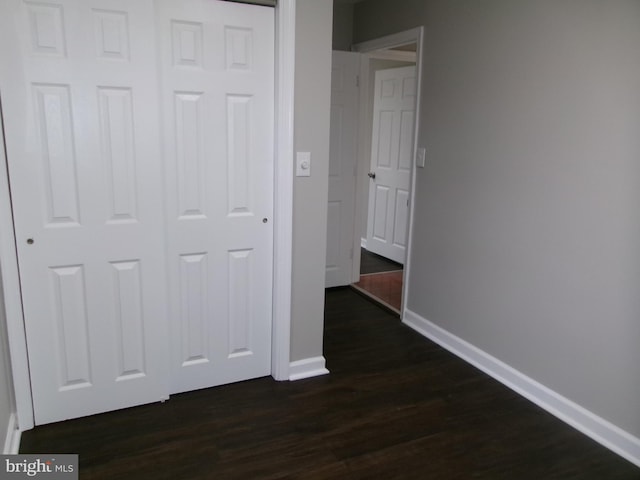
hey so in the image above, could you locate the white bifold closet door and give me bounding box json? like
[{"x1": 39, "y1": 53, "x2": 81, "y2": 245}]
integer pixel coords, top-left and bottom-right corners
[
  {"x1": 157, "y1": 0, "x2": 274, "y2": 395},
  {"x1": 0, "y1": 0, "x2": 274, "y2": 425}
]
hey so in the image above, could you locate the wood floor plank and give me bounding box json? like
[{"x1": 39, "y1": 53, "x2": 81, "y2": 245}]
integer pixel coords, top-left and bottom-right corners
[{"x1": 20, "y1": 288, "x2": 640, "y2": 479}]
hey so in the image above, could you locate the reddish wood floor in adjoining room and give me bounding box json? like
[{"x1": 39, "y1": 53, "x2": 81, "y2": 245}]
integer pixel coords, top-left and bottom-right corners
[
  {"x1": 354, "y1": 248, "x2": 404, "y2": 312},
  {"x1": 353, "y1": 270, "x2": 403, "y2": 312}
]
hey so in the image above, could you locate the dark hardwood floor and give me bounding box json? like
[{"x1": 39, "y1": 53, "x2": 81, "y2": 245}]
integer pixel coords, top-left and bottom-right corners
[{"x1": 21, "y1": 288, "x2": 639, "y2": 479}]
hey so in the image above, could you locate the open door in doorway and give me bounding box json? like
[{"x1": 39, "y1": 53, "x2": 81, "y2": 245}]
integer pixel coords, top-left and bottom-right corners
[
  {"x1": 325, "y1": 51, "x2": 359, "y2": 288},
  {"x1": 365, "y1": 65, "x2": 416, "y2": 265}
]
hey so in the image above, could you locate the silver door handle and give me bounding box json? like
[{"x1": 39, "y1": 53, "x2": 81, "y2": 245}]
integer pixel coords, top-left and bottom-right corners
[{"x1": 368, "y1": 172, "x2": 376, "y2": 179}]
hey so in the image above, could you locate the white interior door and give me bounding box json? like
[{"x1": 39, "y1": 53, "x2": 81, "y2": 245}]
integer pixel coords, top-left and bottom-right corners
[
  {"x1": 366, "y1": 66, "x2": 416, "y2": 264},
  {"x1": 0, "y1": 0, "x2": 275, "y2": 424},
  {"x1": 157, "y1": 0, "x2": 274, "y2": 394},
  {"x1": 0, "y1": 0, "x2": 169, "y2": 424},
  {"x1": 326, "y1": 51, "x2": 359, "y2": 288}
]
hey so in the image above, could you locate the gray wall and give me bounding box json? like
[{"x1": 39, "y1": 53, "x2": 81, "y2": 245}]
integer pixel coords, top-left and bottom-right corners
[
  {"x1": 332, "y1": 2, "x2": 354, "y2": 51},
  {"x1": 355, "y1": 0, "x2": 640, "y2": 437},
  {"x1": 291, "y1": 0, "x2": 333, "y2": 362},
  {"x1": 0, "y1": 268, "x2": 16, "y2": 450}
]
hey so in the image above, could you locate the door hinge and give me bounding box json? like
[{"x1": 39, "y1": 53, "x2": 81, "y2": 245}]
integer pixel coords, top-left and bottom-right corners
[{"x1": 356, "y1": 75, "x2": 360, "y2": 88}]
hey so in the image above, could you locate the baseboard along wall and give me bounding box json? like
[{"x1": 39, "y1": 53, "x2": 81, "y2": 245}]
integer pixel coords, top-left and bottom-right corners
[
  {"x1": 3, "y1": 413, "x2": 21, "y2": 454},
  {"x1": 289, "y1": 356, "x2": 329, "y2": 381},
  {"x1": 402, "y1": 309, "x2": 640, "y2": 468}
]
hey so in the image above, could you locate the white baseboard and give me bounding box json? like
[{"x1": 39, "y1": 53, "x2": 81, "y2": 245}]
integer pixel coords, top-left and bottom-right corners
[
  {"x1": 403, "y1": 309, "x2": 640, "y2": 468},
  {"x1": 3, "y1": 413, "x2": 21, "y2": 454},
  {"x1": 360, "y1": 238, "x2": 367, "y2": 249},
  {"x1": 289, "y1": 356, "x2": 329, "y2": 381}
]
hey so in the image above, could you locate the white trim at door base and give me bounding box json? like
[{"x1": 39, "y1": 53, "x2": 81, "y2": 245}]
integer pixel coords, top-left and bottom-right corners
[
  {"x1": 403, "y1": 309, "x2": 640, "y2": 468},
  {"x1": 289, "y1": 357, "x2": 329, "y2": 381},
  {"x1": 3, "y1": 413, "x2": 21, "y2": 454}
]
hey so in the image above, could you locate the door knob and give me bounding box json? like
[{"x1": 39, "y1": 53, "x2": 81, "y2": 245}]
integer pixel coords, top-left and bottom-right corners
[
  {"x1": 368, "y1": 172, "x2": 376, "y2": 179},
  {"x1": 26, "y1": 238, "x2": 34, "y2": 245}
]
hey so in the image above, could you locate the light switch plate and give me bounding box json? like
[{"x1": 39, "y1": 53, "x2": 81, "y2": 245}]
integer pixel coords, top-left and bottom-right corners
[
  {"x1": 416, "y1": 147, "x2": 426, "y2": 168},
  {"x1": 296, "y1": 151, "x2": 311, "y2": 177}
]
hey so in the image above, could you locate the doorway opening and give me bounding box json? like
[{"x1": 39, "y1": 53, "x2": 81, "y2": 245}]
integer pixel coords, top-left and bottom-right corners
[
  {"x1": 326, "y1": 27, "x2": 423, "y2": 318},
  {"x1": 351, "y1": 32, "x2": 421, "y2": 316}
]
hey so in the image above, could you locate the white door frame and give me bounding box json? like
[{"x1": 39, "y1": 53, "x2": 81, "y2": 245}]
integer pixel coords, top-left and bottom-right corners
[
  {"x1": 271, "y1": 0, "x2": 295, "y2": 381},
  {"x1": 352, "y1": 27, "x2": 424, "y2": 314},
  {"x1": 0, "y1": 102, "x2": 33, "y2": 431},
  {"x1": 0, "y1": 0, "x2": 295, "y2": 431}
]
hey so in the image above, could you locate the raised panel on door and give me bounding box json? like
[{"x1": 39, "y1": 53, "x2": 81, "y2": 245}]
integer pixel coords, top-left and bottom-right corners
[
  {"x1": 33, "y1": 84, "x2": 80, "y2": 226},
  {"x1": 98, "y1": 87, "x2": 138, "y2": 223},
  {"x1": 372, "y1": 185, "x2": 390, "y2": 242},
  {"x1": 110, "y1": 260, "x2": 146, "y2": 381},
  {"x1": 49, "y1": 265, "x2": 92, "y2": 390},
  {"x1": 366, "y1": 65, "x2": 416, "y2": 265},
  {"x1": 375, "y1": 110, "x2": 395, "y2": 170},
  {"x1": 179, "y1": 253, "x2": 209, "y2": 366},
  {"x1": 0, "y1": 0, "x2": 169, "y2": 424},
  {"x1": 157, "y1": 0, "x2": 274, "y2": 394}
]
